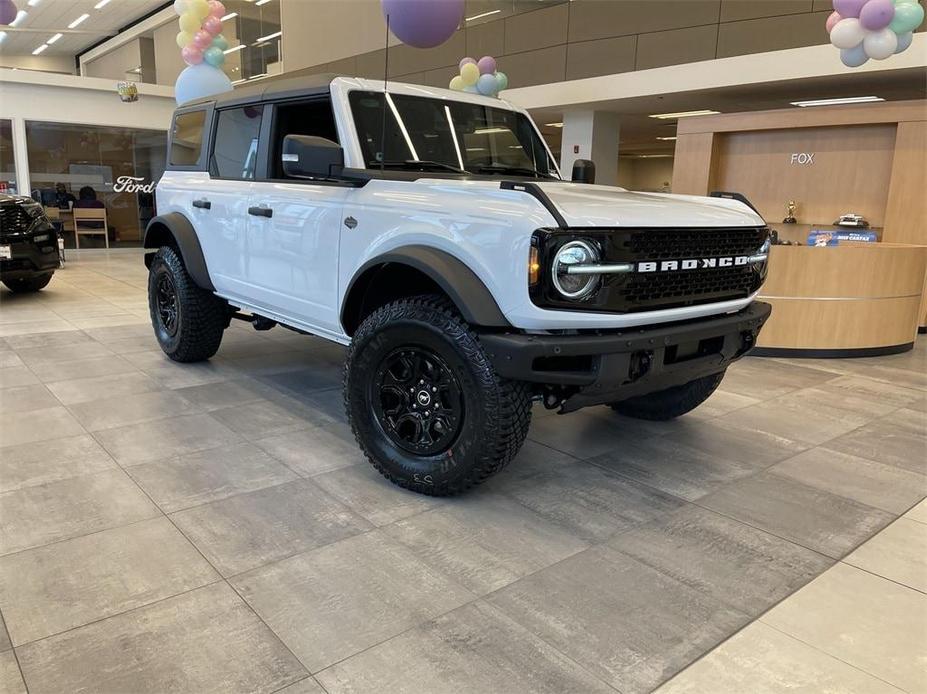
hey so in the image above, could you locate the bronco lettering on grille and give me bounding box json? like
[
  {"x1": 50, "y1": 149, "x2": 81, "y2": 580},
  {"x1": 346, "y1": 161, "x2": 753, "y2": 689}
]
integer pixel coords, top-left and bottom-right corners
[{"x1": 637, "y1": 256, "x2": 751, "y2": 273}]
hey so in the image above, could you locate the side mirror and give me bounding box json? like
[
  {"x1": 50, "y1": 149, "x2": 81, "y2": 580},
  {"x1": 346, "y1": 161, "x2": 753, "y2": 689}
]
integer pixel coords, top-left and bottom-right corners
[
  {"x1": 571, "y1": 159, "x2": 596, "y2": 184},
  {"x1": 282, "y1": 135, "x2": 344, "y2": 179}
]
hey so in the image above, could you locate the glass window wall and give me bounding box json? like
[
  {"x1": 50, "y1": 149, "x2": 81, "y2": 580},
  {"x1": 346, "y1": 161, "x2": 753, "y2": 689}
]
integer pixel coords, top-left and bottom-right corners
[{"x1": 220, "y1": 0, "x2": 282, "y2": 85}]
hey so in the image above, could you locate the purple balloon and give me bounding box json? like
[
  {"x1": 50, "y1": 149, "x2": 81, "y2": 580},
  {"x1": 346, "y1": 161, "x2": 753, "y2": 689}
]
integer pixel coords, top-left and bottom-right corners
[
  {"x1": 858, "y1": 0, "x2": 894, "y2": 30},
  {"x1": 833, "y1": 0, "x2": 867, "y2": 19},
  {"x1": 381, "y1": 0, "x2": 465, "y2": 49},
  {"x1": 0, "y1": 0, "x2": 18, "y2": 26},
  {"x1": 477, "y1": 55, "x2": 496, "y2": 75},
  {"x1": 459, "y1": 56, "x2": 476, "y2": 71}
]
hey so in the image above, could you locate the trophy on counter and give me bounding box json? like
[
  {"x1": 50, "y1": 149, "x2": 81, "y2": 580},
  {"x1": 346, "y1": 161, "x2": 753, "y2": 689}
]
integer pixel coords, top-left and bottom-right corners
[{"x1": 783, "y1": 200, "x2": 797, "y2": 224}]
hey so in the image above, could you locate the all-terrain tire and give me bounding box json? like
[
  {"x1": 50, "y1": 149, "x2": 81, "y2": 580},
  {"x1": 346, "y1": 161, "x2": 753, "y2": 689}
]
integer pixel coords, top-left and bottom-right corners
[
  {"x1": 609, "y1": 371, "x2": 725, "y2": 421},
  {"x1": 344, "y1": 295, "x2": 532, "y2": 496},
  {"x1": 3, "y1": 273, "x2": 53, "y2": 293},
  {"x1": 148, "y1": 246, "x2": 226, "y2": 362}
]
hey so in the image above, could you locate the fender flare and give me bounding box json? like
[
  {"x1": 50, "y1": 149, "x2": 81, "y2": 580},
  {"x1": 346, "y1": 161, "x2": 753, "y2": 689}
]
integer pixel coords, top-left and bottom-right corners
[
  {"x1": 143, "y1": 212, "x2": 215, "y2": 291},
  {"x1": 342, "y1": 245, "x2": 510, "y2": 332}
]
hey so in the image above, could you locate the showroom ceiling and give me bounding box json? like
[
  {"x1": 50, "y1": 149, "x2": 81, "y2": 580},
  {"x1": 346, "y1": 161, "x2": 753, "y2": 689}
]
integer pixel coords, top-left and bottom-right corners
[{"x1": 0, "y1": 0, "x2": 167, "y2": 58}]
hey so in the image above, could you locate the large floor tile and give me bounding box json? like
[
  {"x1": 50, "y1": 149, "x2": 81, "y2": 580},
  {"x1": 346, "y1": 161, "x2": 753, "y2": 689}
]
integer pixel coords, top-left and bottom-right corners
[
  {"x1": 45, "y1": 371, "x2": 163, "y2": 405},
  {"x1": 0, "y1": 651, "x2": 26, "y2": 694},
  {"x1": 233, "y1": 531, "x2": 473, "y2": 672},
  {"x1": 0, "y1": 405, "x2": 84, "y2": 448},
  {"x1": 0, "y1": 612, "x2": 10, "y2": 651},
  {"x1": 0, "y1": 366, "x2": 39, "y2": 389},
  {"x1": 383, "y1": 494, "x2": 588, "y2": 594},
  {"x1": 656, "y1": 620, "x2": 904, "y2": 694},
  {"x1": 608, "y1": 505, "x2": 831, "y2": 615},
  {"x1": 816, "y1": 373, "x2": 927, "y2": 410},
  {"x1": 171, "y1": 379, "x2": 265, "y2": 411},
  {"x1": 16, "y1": 582, "x2": 307, "y2": 694},
  {"x1": 762, "y1": 562, "x2": 927, "y2": 693},
  {"x1": 825, "y1": 408, "x2": 927, "y2": 474},
  {"x1": 170, "y1": 479, "x2": 372, "y2": 576},
  {"x1": 28, "y1": 354, "x2": 139, "y2": 383},
  {"x1": 254, "y1": 421, "x2": 364, "y2": 477},
  {"x1": 488, "y1": 545, "x2": 748, "y2": 694},
  {"x1": 526, "y1": 407, "x2": 639, "y2": 459},
  {"x1": 721, "y1": 358, "x2": 836, "y2": 399},
  {"x1": 699, "y1": 471, "x2": 894, "y2": 558},
  {"x1": 772, "y1": 447, "x2": 927, "y2": 514},
  {"x1": 0, "y1": 434, "x2": 115, "y2": 493},
  {"x1": 127, "y1": 442, "x2": 299, "y2": 513},
  {"x1": 0, "y1": 517, "x2": 217, "y2": 645},
  {"x1": 0, "y1": 469, "x2": 159, "y2": 556},
  {"x1": 907, "y1": 498, "x2": 927, "y2": 524},
  {"x1": 17, "y1": 340, "x2": 115, "y2": 366},
  {"x1": 276, "y1": 677, "x2": 326, "y2": 694},
  {"x1": 0, "y1": 384, "x2": 58, "y2": 414},
  {"x1": 316, "y1": 600, "x2": 614, "y2": 694},
  {"x1": 94, "y1": 413, "x2": 241, "y2": 465},
  {"x1": 844, "y1": 517, "x2": 927, "y2": 592},
  {"x1": 67, "y1": 389, "x2": 200, "y2": 431},
  {"x1": 210, "y1": 399, "x2": 318, "y2": 439}
]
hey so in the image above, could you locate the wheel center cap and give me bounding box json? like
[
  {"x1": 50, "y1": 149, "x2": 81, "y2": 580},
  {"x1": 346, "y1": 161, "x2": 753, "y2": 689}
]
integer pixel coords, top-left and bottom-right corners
[{"x1": 416, "y1": 390, "x2": 431, "y2": 407}]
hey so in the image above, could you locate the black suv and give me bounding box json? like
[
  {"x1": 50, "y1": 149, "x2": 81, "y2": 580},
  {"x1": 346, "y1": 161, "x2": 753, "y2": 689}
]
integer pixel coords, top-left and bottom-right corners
[{"x1": 0, "y1": 194, "x2": 59, "y2": 293}]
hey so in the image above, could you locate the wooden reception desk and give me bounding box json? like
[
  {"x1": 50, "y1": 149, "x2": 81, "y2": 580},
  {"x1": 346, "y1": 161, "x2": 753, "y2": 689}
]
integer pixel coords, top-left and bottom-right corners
[{"x1": 753, "y1": 243, "x2": 927, "y2": 357}]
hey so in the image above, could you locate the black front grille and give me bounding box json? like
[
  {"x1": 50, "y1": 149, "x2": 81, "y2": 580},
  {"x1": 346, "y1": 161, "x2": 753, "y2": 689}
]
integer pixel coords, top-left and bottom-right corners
[
  {"x1": 624, "y1": 227, "x2": 768, "y2": 260},
  {"x1": 0, "y1": 204, "x2": 31, "y2": 240},
  {"x1": 624, "y1": 266, "x2": 757, "y2": 308}
]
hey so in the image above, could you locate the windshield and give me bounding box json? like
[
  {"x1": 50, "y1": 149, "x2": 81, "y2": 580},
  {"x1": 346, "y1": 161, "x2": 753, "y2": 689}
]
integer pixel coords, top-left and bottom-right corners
[{"x1": 349, "y1": 91, "x2": 559, "y2": 178}]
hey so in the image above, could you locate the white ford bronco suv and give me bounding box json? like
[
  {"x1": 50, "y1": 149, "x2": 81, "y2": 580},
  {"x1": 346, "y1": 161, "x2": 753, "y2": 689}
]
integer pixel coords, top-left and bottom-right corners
[{"x1": 146, "y1": 75, "x2": 771, "y2": 496}]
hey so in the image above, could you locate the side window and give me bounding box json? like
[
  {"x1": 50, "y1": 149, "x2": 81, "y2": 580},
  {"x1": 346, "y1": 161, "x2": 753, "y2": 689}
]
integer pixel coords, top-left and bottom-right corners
[
  {"x1": 270, "y1": 100, "x2": 339, "y2": 179},
  {"x1": 212, "y1": 106, "x2": 264, "y2": 180},
  {"x1": 170, "y1": 110, "x2": 206, "y2": 167}
]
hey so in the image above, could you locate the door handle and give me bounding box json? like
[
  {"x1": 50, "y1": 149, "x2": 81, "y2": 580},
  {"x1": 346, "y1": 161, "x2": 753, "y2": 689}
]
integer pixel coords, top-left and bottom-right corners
[
  {"x1": 248, "y1": 206, "x2": 273, "y2": 218},
  {"x1": 192, "y1": 199, "x2": 211, "y2": 210}
]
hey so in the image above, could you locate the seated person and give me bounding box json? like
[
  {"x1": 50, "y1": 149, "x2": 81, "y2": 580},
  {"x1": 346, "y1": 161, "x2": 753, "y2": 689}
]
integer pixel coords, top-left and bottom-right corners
[
  {"x1": 73, "y1": 186, "x2": 105, "y2": 230},
  {"x1": 54, "y1": 183, "x2": 76, "y2": 209}
]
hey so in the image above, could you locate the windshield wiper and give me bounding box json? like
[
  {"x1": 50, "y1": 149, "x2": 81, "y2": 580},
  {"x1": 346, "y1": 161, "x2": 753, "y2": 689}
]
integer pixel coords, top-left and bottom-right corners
[
  {"x1": 475, "y1": 164, "x2": 556, "y2": 179},
  {"x1": 377, "y1": 160, "x2": 467, "y2": 174}
]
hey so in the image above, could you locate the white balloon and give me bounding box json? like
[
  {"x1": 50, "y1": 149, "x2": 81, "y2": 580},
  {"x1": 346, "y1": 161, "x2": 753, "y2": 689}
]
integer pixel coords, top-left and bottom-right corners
[
  {"x1": 173, "y1": 0, "x2": 189, "y2": 15},
  {"x1": 863, "y1": 27, "x2": 898, "y2": 60},
  {"x1": 894, "y1": 31, "x2": 914, "y2": 53},
  {"x1": 830, "y1": 18, "x2": 865, "y2": 49}
]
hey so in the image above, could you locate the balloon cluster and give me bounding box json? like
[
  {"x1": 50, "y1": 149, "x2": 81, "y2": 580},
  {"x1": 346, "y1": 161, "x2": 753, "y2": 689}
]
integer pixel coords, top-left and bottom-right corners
[
  {"x1": 0, "y1": 0, "x2": 18, "y2": 26},
  {"x1": 175, "y1": 0, "x2": 229, "y2": 68},
  {"x1": 828, "y1": 0, "x2": 923, "y2": 66},
  {"x1": 449, "y1": 56, "x2": 508, "y2": 97}
]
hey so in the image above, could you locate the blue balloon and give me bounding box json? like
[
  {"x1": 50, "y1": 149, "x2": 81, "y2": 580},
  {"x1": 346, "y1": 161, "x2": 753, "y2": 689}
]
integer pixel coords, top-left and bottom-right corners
[
  {"x1": 174, "y1": 63, "x2": 233, "y2": 105},
  {"x1": 204, "y1": 46, "x2": 225, "y2": 67},
  {"x1": 840, "y1": 42, "x2": 869, "y2": 67},
  {"x1": 476, "y1": 73, "x2": 497, "y2": 96}
]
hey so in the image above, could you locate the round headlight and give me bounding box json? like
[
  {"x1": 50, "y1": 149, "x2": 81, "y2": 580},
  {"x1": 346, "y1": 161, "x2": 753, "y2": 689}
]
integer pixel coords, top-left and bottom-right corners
[{"x1": 552, "y1": 240, "x2": 600, "y2": 300}]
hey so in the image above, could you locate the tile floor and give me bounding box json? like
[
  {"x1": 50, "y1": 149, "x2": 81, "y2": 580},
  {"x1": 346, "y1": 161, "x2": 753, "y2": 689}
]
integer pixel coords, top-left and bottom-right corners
[{"x1": 0, "y1": 249, "x2": 924, "y2": 694}]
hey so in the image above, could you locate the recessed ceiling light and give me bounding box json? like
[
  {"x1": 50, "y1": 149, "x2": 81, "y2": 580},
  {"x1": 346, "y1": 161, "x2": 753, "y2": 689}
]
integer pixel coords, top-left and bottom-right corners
[
  {"x1": 10, "y1": 10, "x2": 28, "y2": 27},
  {"x1": 68, "y1": 13, "x2": 90, "y2": 28},
  {"x1": 32, "y1": 43, "x2": 48, "y2": 55},
  {"x1": 649, "y1": 110, "x2": 720, "y2": 119},
  {"x1": 94, "y1": 0, "x2": 111, "y2": 8},
  {"x1": 544, "y1": 122, "x2": 564, "y2": 128},
  {"x1": 47, "y1": 32, "x2": 62, "y2": 44},
  {"x1": 27, "y1": 0, "x2": 41, "y2": 6},
  {"x1": 221, "y1": 11, "x2": 237, "y2": 20},
  {"x1": 790, "y1": 96, "x2": 884, "y2": 107},
  {"x1": 254, "y1": 30, "x2": 281, "y2": 42},
  {"x1": 656, "y1": 136, "x2": 677, "y2": 141},
  {"x1": 466, "y1": 9, "x2": 501, "y2": 21},
  {"x1": 0, "y1": 32, "x2": 6, "y2": 43},
  {"x1": 255, "y1": 0, "x2": 271, "y2": 5}
]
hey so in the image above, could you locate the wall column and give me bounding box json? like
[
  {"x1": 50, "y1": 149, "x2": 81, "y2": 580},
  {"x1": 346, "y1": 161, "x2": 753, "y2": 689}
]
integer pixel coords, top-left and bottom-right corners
[
  {"x1": 559, "y1": 110, "x2": 620, "y2": 186},
  {"x1": 11, "y1": 117, "x2": 30, "y2": 198}
]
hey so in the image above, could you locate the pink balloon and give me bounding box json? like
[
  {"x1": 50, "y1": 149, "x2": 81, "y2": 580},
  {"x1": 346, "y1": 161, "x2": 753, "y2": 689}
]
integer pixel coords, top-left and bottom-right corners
[
  {"x1": 459, "y1": 56, "x2": 476, "y2": 71},
  {"x1": 193, "y1": 30, "x2": 212, "y2": 49},
  {"x1": 203, "y1": 15, "x2": 222, "y2": 35},
  {"x1": 826, "y1": 10, "x2": 843, "y2": 32},
  {"x1": 182, "y1": 45, "x2": 204, "y2": 65},
  {"x1": 833, "y1": 0, "x2": 867, "y2": 19},
  {"x1": 477, "y1": 55, "x2": 496, "y2": 75},
  {"x1": 208, "y1": 0, "x2": 225, "y2": 18},
  {"x1": 859, "y1": 0, "x2": 894, "y2": 30}
]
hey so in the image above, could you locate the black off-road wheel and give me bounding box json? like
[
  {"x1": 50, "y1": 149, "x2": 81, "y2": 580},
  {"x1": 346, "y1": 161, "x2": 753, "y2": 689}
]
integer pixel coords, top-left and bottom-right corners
[
  {"x1": 2, "y1": 273, "x2": 53, "y2": 293},
  {"x1": 344, "y1": 295, "x2": 532, "y2": 496},
  {"x1": 148, "y1": 246, "x2": 226, "y2": 362},
  {"x1": 609, "y1": 371, "x2": 725, "y2": 421}
]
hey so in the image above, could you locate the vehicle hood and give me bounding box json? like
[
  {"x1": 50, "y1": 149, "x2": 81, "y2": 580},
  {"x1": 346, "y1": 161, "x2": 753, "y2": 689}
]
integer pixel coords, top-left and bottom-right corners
[{"x1": 532, "y1": 182, "x2": 765, "y2": 228}]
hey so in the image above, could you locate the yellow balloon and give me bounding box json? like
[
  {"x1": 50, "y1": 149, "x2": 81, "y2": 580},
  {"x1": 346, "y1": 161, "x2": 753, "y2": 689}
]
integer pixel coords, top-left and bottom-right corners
[
  {"x1": 449, "y1": 75, "x2": 464, "y2": 91},
  {"x1": 179, "y1": 11, "x2": 201, "y2": 33},
  {"x1": 460, "y1": 63, "x2": 479, "y2": 87},
  {"x1": 176, "y1": 31, "x2": 193, "y2": 49},
  {"x1": 188, "y1": 0, "x2": 209, "y2": 20}
]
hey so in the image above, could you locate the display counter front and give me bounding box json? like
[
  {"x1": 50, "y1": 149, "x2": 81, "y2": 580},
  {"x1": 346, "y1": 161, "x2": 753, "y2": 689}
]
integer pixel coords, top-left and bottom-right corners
[{"x1": 754, "y1": 243, "x2": 927, "y2": 357}]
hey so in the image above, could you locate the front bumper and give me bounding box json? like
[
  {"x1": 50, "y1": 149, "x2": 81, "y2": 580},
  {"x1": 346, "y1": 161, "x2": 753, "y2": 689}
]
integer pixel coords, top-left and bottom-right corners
[
  {"x1": 480, "y1": 301, "x2": 771, "y2": 412},
  {"x1": 0, "y1": 236, "x2": 60, "y2": 280}
]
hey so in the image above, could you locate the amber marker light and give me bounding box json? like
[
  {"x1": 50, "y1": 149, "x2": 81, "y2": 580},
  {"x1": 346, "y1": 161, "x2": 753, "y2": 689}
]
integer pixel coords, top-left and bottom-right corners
[{"x1": 529, "y1": 246, "x2": 541, "y2": 286}]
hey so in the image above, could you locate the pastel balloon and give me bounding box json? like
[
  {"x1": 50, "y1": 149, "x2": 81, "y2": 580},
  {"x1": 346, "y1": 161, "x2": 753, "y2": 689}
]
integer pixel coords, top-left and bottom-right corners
[
  {"x1": 204, "y1": 46, "x2": 225, "y2": 67},
  {"x1": 179, "y1": 11, "x2": 201, "y2": 33},
  {"x1": 173, "y1": 0, "x2": 189, "y2": 16},
  {"x1": 381, "y1": 0, "x2": 464, "y2": 48},
  {"x1": 460, "y1": 61, "x2": 480, "y2": 87},
  {"x1": 894, "y1": 30, "x2": 914, "y2": 53},
  {"x1": 833, "y1": 0, "x2": 867, "y2": 18},
  {"x1": 859, "y1": 0, "x2": 895, "y2": 29},
  {"x1": 840, "y1": 43, "x2": 869, "y2": 66},
  {"x1": 477, "y1": 55, "x2": 496, "y2": 75},
  {"x1": 826, "y1": 10, "x2": 843, "y2": 32},
  {"x1": 0, "y1": 0, "x2": 15, "y2": 26},
  {"x1": 208, "y1": 0, "x2": 225, "y2": 18},
  {"x1": 193, "y1": 30, "x2": 212, "y2": 48},
  {"x1": 476, "y1": 73, "x2": 497, "y2": 95},
  {"x1": 174, "y1": 62, "x2": 233, "y2": 105},
  {"x1": 459, "y1": 56, "x2": 476, "y2": 71},
  {"x1": 187, "y1": 0, "x2": 209, "y2": 20},
  {"x1": 181, "y1": 44, "x2": 204, "y2": 65},
  {"x1": 203, "y1": 15, "x2": 222, "y2": 35},
  {"x1": 889, "y1": 1, "x2": 924, "y2": 33},
  {"x1": 863, "y1": 26, "x2": 898, "y2": 58},
  {"x1": 211, "y1": 34, "x2": 229, "y2": 51},
  {"x1": 449, "y1": 75, "x2": 464, "y2": 91},
  {"x1": 463, "y1": 85, "x2": 479, "y2": 94},
  {"x1": 176, "y1": 31, "x2": 194, "y2": 49},
  {"x1": 495, "y1": 71, "x2": 508, "y2": 91},
  {"x1": 829, "y1": 17, "x2": 865, "y2": 47}
]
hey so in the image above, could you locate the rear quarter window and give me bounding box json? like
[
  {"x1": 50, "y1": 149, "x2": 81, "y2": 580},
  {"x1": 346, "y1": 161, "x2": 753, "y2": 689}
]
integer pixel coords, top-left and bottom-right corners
[{"x1": 170, "y1": 110, "x2": 207, "y2": 167}]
